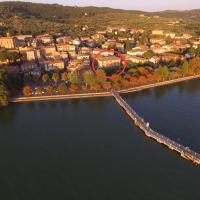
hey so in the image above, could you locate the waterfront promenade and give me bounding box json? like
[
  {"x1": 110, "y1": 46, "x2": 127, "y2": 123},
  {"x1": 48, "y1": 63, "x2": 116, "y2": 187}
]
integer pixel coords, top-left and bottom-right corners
[
  {"x1": 11, "y1": 74, "x2": 200, "y2": 103},
  {"x1": 111, "y1": 89, "x2": 200, "y2": 165}
]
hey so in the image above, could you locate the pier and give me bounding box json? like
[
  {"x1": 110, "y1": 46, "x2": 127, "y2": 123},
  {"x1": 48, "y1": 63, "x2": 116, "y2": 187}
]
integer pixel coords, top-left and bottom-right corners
[{"x1": 111, "y1": 89, "x2": 200, "y2": 165}]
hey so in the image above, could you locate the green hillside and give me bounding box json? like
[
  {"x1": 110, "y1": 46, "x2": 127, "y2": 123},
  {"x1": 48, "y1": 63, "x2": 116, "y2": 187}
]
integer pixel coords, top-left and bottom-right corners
[{"x1": 0, "y1": 1, "x2": 199, "y2": 36}]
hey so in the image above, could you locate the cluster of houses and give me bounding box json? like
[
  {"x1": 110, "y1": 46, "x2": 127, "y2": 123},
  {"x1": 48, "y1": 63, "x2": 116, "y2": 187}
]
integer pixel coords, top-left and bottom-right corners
[{"x1": 0, "y1": 27, "x2": 199, "y2": 78}]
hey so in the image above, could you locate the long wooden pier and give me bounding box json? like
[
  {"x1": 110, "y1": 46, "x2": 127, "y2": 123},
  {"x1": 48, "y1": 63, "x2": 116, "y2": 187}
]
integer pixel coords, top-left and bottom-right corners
[{"x1": 111, "y1": 89, "x2": 200, "y2": 165}]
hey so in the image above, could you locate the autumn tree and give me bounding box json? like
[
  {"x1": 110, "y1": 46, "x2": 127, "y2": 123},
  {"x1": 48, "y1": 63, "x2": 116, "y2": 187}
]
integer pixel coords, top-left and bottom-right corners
[
  {"x1": 102, "y1": 82, "x2": 112, "y2": 91},
  {"x1": 95, "y1": 69, "x2": 106, "y2": 84},
  {"x1": 46, "y1": 85, "x2": 54, "y2": 94},
  {"x1": 23, "y1": 86, "x2": 32, "y2": 96},
  {"x1": 61, "y1": 72, "x2": 68, "y2": 82},
  {"x1": 58, "y1": 83, "x2": 67, "y2": 94},
  {"x1": 42, "y1": 74, "x2": 50, "y2": 84},
  {"x1": 52, "y1": 72, "x2": 59, "y2": 84},
  {"x1": 35, "y1": 86, "x2": 43, "y2": 95}
]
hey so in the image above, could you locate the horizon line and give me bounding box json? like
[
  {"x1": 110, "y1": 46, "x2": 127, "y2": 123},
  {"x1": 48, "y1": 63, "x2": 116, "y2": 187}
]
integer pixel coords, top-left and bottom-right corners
[{"x1": 1, "y1": 1, "x2": 200, "y2": 12}]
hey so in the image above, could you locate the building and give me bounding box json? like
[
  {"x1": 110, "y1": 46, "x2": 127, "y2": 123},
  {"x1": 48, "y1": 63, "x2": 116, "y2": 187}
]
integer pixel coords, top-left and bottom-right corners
[
  {"x1": 127, "y1": 49, "x2": 146, "y2": 57},
  {"x1": 125, "y1": 55, "x2": 148, "y2": 64},
  {"x1": 0, "y1": 36, "x2": 19, "y2": 49},
  {"x1": 96, "y1": 56, "x2": 121, "y2": 68},
  {"x1": 36, "y1": 34, "x2": 54, "y2": 44},
  {"x1": 92, "y1": 48, "x2": 114, "y2": 57},
  {"x1": 149, "y1": 56, "x2": 160, "y2": 64},
  {"x1": 41, "y1": 59, "x2": 65, "y2": 71},
  {"x1": 150, "y1": 38, "x2": 166, "y2": 45},
  {"x1": 161, "y1": 53, "x2": 183, "y2": 62},
  {"x1": 165, "y1": 32, "x2": 176, "y2": 39},
  {"x1": 40, "y1": 46, "x2": 56, "y2": 57},
  {"x1": 67, "y1": 59, "x2": 85, "y2": 71},
  {"x1": 21, "y1": 61, "x2": 39, "y2": 73},
  {"x1": 151, "y1": 46, "x2": 169, "y2": 54},
  {"x1": 80, "y1": 47, "x2": 92, "y2": 54},
  {"x1": 152, "y1": 30, "x2": 164, "y2": 35},
  {"x1": 56, "y1": 44, "x2": 75, "y2": 52}
]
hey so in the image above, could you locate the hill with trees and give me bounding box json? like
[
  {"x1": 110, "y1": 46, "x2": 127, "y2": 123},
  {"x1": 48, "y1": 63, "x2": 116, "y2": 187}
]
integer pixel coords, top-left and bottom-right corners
[{"x1": 0, "y1": 1, "x2": 200, "y2": 36}]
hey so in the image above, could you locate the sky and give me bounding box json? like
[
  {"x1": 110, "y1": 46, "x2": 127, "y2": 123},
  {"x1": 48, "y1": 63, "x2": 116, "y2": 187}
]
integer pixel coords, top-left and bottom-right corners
[{"x1": 1, "y1": 0, "x2": 200, "y2": 11}]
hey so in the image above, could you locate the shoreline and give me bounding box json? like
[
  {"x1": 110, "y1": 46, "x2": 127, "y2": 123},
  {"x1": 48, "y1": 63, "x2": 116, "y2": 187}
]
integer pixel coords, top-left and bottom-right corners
[{"x1": 11, "y1": 74, "x2": 200, "y2": 104}]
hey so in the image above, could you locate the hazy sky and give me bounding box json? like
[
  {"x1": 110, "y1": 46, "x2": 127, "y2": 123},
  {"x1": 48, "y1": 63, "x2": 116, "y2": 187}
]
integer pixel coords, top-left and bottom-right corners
[{"x1": 2, "y1": 0, "x2": 200, "y2": 11}]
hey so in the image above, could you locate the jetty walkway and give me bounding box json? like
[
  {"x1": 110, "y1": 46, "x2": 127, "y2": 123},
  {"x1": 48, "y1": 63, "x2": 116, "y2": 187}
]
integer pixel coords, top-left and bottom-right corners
[{"x1": 111, "y1": 89, "x2": 200, "y2": 165}]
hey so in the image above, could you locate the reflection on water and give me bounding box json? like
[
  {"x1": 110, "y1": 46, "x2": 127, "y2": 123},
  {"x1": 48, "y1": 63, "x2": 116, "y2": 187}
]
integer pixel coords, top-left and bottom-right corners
[
  {"x1": 0, "y1": 104, "x2": 18, "y2": 126},
  {"x1": 0, "y1": 79, "x2": 200, "y2": 199}
]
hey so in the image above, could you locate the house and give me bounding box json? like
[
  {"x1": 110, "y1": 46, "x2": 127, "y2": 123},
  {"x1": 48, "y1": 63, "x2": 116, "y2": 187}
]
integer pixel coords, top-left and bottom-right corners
[
  {"x1": 125, "y1": 55, "x2": 148, "y2": 64},
  {"x1": 161, "y1": 53, "x2": 183, "y2": 62},
  {"x1": 92, "y1": 48, "x2": 114, "y2": 57},
  {"x1": 86, "y1": 39, "x2": 96, "y2": 48},
  {"x1": 151, "y1": 46, "x2": 169, "y2": 54},
  {"x1": 80, "y1": 47, "x2": 92, "y2": 54},
  {"x1": 3, "y1": 65, "x2": 20, "y2": 73},
  {"x1": 67, "y1": 59, "x2": 85, "y2": 71},
  {"x1": 56, "y1": 44, "x2": 75, "y2": 52},
  {"x1": 150, "y1": 38, "x2": 166, "y2": 45},
  {"x1": 56, "y1": 36, "x2": 72, "y2": 44},
  {"x1": 91, "y1": 34, "x2": 104, "y2": 41},
  {"x1": 41, "y1": 59, "x2": 65, "y2": 71},
  {"x1": 130, "y1": 29, "x2": 144, "y2": 34},
  {"x1": 21, "y1": 61, "x2": 39, "y2": 73},
  {"x1": 72, "y1": 38, "x2": 81, "y2": 46},
  {"x1": 127, "y1": 49, "x2": 146, "y2": 56},
  {"x1": 96, "y1": 56, "x2": 121, "y2": 68},
  {"x1": 0, "y1": 36, "x2": 19, "y2": 49},
  {"x1": 165, "y1": 32, "x2": 176, "y2": 39},
  {"x1": 152, "y1": 30, "x2": 164, "y2": 35},
  {"x1": 36, "y1": 34, "x2": 54, "y2": 44},
  {"x1": 81, "y1": 36, "x2": 90, "y2": 41},
  {"x1": 20, "y1": 48, "x2": 41, "y2": 61},
  {"x1": 149, "y1": 56, "x2": 160, "y2": 64},
  {"x1": 40, "y1": 46, "x2": 56, "y2": 57}
]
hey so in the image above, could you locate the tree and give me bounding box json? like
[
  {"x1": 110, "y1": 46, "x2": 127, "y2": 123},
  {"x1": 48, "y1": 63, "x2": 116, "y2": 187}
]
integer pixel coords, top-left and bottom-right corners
[
  {"x1": 35, "y1": 86, "x2": 43, "y2": 95},
  {"x1": 166, "y1": 36, "x2": 173, "y2": 44},
  {"x1": 42, "y1": 74, "x2": 50, "y2": 84},
  {"x1": 189, "y1": 57, "x2": 200, "y2": 74},
  {"x1": 95, "y1": 69, "x2": 106, "y2": 84},
  {"x1": 61, "y1": 72, "x2": 68, "y2": 82},
  {"x1": 180, "y1": 60, "x2": 189, "y2": 76},
  {"x1": 58, "y1": 83, "x2": 67, "y2": 94},
  {"x1": 83, "y1": 71, "x2": 96, "y2": 87},
  {"x1": 69, "y1": 71, "x2": 79, "y2": 85},
  {"x1": 23, "y1": 86, "x2": 32, "y2": 96},
  {"x1": 102, "y1": 82, "x2": 112, "y2": 91},
  {"x1": 46, "y1": 85, "x2": 54, "y2": 94},
  {"x1": 124, "y1": 40, "x2": 131, "y2": 51},
  {"x1": 0, "y1": 49, "x2": 21, "y2": 64},
  {"x1": 91, "y1": 83, "x2": 101, "y2": 92},
  {"x1": 0, "y1": 82, "x2": 9, "y2": 106},
  {"x1": 156, "y1": 66, "x2": 169, "y2": 81},
  {"x1": 143, "y1": 50, "x2": 154, "y2": 59},
  {"x1": 52, "y1": 72, "x2": 59, "y2": 84}
]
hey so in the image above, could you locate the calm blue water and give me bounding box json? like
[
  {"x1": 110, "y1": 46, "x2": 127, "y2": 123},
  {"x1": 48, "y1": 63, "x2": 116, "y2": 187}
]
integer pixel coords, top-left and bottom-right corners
[{"x1": 0, "y1": 79, "x2": 200, "y2": 200}]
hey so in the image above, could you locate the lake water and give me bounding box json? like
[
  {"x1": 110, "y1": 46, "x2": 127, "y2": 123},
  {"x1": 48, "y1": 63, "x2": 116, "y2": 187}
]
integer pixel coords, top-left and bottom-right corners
[{"x1": 0, "y1": 79, "x2": 200, "y2": 200}]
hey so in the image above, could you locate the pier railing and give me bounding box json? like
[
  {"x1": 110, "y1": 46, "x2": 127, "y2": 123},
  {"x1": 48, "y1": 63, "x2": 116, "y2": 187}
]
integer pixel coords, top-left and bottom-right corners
[{"x1": 111, "y1": 89, "x2": 200, "y2": 165}]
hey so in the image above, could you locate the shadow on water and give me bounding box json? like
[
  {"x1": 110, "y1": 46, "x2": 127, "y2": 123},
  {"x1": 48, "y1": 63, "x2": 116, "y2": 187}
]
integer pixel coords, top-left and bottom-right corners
[{"x1": 82, "y1": 97, "x2": 112, "y2": 110}]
